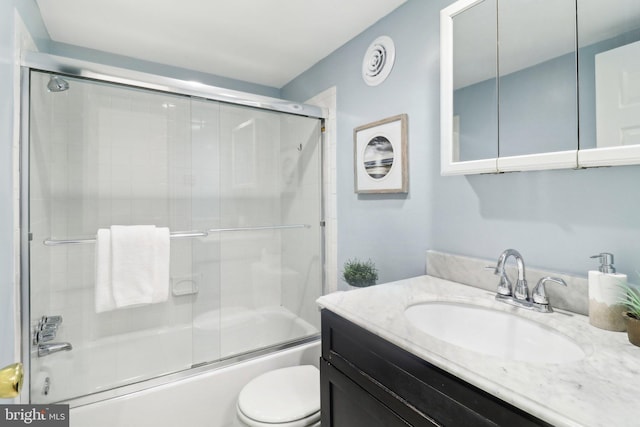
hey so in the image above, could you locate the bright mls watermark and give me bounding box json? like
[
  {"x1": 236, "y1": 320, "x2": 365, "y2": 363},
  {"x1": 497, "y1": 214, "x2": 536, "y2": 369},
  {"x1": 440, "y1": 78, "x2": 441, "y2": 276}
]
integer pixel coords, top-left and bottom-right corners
[{"x1": 0, "y1": 405, "x2": 69, "y2": 426}]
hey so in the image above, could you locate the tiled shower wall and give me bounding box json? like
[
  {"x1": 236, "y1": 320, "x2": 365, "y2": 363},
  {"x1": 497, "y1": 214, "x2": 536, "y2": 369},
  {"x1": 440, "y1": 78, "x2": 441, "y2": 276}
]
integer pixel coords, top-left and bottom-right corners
[
  {"x1": 30, "y1": 72, "x2": 195, "y2": 342},
  {"x1": 29, "y1": 72, "x2": 196, "y2": 402},
  {"x1": 27, "y1": 70, "x2": 323, "y2": 402}
]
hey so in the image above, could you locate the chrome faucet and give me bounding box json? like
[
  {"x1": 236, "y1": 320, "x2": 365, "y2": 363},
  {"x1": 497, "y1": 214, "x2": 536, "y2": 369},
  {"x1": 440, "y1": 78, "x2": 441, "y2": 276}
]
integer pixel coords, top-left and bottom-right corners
[
  {"x1": 493, "y1": 249, "x2": 528, "y2": 301},
  {"x1": 532, "y1": 277, "x2": 567, "y2": 307},
  {"x1": 488, "y1": 249, "x2": 566, "y2": 313},
  {"x1": 34, "y1": 315, "x2": 73, "y2": 357}
]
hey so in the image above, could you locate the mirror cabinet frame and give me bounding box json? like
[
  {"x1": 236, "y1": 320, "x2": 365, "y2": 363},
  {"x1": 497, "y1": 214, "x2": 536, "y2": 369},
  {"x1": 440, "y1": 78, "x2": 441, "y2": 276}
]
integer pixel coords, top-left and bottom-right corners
[
  {"x1": 442, "y1": 0, "x2": 640, "y2": 175},
  {"x1": 579, "y1": 144, "x2": 640, "y2": 168},
  {"x1": 441, "y1": 0, "x2": 500, "y2": 175}
]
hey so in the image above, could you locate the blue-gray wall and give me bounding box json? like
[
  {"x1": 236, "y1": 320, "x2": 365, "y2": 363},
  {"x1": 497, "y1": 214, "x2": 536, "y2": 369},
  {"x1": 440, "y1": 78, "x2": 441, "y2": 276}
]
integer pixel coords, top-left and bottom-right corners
[
  {"x1": 282, "y1": 0, "x2": 445, "y2": 285},
  {"x1": 46, "y1": 41, "x2": 280, "y2": 98},
  {"x1": 283, "y1": 0, "x2": 640, "y2": 284}
]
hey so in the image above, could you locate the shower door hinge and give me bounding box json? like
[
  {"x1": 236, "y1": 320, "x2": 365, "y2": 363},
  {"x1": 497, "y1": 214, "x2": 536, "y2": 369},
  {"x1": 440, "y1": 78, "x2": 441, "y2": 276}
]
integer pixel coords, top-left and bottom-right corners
[
  {"x1": 320, "y1": 221, "x2": 326, "y2": 227},
  {"x1": 29, "y1": 233, "x2": 33, "y2": 241}
]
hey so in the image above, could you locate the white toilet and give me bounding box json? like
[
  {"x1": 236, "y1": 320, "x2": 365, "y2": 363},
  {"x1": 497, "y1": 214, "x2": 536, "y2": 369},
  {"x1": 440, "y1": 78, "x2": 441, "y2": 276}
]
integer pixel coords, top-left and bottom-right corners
[{"x1": 236, "y1": 365, "x2": 321, "y2": 427}]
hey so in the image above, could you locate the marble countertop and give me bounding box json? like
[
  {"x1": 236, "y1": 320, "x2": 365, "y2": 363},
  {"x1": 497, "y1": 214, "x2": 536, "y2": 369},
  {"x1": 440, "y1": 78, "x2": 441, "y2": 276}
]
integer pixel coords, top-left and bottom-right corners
[{"x1": 317, "y1": 275, "x2": 639, "y2": 427}]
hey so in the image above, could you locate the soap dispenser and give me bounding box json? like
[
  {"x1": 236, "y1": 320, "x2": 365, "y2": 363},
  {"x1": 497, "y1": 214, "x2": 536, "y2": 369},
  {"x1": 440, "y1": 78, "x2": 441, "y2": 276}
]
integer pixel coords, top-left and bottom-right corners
[{"x1": 588, "y1": 253, "x2": 627, "y2": 331}]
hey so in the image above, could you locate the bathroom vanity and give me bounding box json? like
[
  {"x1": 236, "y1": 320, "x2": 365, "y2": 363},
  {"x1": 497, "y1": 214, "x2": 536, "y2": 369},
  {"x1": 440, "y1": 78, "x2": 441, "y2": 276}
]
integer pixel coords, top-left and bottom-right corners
[
  {"x1": 317, "y1": 273, "x2": 639, "y2": 427},
  {"x1": 320, "y1": 309, "x2": 549, "y2": 426}
]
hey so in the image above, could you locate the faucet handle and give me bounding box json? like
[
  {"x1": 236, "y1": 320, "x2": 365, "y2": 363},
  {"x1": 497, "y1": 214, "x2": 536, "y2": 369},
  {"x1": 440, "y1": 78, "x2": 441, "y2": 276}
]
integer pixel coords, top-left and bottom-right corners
[
  {"x1": 497, "y1": 275, "x2": 513, "y2": 296},
  {"x1": 36, "y1": 330, "x2": 56, "y2": 343},
  {"x1": 484, "y1": 265, "x2": 498, "y2": 274},
  {"x1": 39, "y1": 315, "x2": 62, "y2": 330},
  {"x1": 485, "y1": 265, "x2": 513, "y2": 296},
  {"x1": 532, "y1": 277, "x2": 567, "y2": 305},
  {"x1": 484, "y1": 264, "x2": 512, "y2": 296}
]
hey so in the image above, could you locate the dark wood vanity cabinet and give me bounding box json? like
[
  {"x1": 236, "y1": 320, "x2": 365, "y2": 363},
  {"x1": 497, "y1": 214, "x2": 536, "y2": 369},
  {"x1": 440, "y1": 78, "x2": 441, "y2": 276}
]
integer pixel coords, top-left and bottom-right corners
[{"x1": 320, "y1": 310, "x2": 552, "y2": 427}]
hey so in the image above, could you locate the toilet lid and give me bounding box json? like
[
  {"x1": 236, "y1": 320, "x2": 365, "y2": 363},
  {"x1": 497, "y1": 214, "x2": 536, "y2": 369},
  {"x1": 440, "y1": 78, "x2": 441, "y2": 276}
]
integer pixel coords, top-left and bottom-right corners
[{"x1": 238, "y1": 365, "x2": 320, "y2": 424}]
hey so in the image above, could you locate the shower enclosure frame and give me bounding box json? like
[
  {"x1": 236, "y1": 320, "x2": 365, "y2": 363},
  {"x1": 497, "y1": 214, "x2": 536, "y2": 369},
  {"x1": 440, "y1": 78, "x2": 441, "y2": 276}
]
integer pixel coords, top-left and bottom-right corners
[{"x1": 18, "y1": 52, "x2": 327, "y2": 407}]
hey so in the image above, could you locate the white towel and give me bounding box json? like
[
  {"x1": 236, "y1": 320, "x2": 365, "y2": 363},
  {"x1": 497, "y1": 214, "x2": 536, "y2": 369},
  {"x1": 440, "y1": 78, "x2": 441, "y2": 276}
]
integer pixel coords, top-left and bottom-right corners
[
  {"x1": 95, "y1": 225, "x2": 170, "y2": 312},
  {"x1": 95, "y1": 228, "x2": 114, "y2": 313}
]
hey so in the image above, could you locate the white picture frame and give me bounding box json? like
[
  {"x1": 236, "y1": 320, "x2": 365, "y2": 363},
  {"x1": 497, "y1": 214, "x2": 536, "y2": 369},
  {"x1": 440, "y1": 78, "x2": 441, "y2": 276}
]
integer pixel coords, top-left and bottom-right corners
[{"x1": 353, "y1": 114, "x2": 408, "y2": 193}]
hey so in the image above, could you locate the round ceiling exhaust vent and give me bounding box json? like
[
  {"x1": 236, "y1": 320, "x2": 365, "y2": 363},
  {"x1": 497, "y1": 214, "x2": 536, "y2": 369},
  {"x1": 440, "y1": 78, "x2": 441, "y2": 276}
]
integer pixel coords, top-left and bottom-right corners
[{"x1": 362, "y1": 36, "x2": 396, "y2": 86}]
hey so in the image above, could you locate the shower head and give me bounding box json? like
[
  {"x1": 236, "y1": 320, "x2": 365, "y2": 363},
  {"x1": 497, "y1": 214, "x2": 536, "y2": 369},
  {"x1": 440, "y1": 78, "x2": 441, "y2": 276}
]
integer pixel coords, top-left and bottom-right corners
[{"x1": 47, "y1": 75, "x2": 69, "y2": 92}]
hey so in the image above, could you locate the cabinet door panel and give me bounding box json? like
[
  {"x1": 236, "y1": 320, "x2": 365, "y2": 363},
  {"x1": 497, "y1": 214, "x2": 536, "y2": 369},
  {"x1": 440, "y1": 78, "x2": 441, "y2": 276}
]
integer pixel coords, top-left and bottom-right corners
[
  {"x1": 320, "y1": 360, "x2": 416, "y2": 427},
  {"x1": 577, "y1": 0, "x2": 640, "y2": 167},
  {"x1": 441, "y1": 0, "x2": 580, "y2": 174},
  {"x1": 497, "y1": 0, "x2": 578, "y2": 159},
  {"x1": 441, "y1": 0, "x2": 498, "y2": 175}
]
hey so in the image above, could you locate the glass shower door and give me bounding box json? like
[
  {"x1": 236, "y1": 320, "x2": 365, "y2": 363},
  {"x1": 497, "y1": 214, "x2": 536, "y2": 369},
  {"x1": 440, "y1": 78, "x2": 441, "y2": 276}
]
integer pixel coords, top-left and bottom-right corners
[
  {"x1": 28, "y1": 70, "x2": 198, "y2": 403},
  {"x1": 26, "y1": 69, "x2": 323, "y2": 404},
  {"x1": 192, "y1": 102, "x2": 323, "y2": 361}
]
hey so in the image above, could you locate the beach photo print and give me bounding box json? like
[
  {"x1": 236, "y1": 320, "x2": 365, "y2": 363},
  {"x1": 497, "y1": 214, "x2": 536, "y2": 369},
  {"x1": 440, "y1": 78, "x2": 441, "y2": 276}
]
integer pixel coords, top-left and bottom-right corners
[{"x1": 353, "y1": 114, "x2": 408, "y2": 193}]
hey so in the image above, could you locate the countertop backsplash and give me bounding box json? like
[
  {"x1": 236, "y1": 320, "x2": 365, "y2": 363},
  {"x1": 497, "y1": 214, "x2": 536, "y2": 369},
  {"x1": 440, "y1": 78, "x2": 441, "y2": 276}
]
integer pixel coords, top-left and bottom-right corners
[{"x1": 426, "y1": 250, "x2": 589, "y2": 315}]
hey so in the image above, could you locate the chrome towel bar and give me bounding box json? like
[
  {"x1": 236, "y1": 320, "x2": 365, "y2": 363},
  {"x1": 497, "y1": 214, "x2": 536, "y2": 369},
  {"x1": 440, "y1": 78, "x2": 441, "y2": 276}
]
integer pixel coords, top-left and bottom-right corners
[
  {"x1": 42, "y1": 224, "x2": 311, "y2": 246},
  {"x1": 207, "y1": 224, "x2": 310, "y2": 233}
]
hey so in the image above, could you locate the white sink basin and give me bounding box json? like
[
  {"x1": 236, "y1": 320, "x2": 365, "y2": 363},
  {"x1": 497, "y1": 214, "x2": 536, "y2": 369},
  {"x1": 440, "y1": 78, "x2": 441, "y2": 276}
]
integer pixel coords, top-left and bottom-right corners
[{"x1": 404, "y1": 302, "x2": 585, "y2": 363}]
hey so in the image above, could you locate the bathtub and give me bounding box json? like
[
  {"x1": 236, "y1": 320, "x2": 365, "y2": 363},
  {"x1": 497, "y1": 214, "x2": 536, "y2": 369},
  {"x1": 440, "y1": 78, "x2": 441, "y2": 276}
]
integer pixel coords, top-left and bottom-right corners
[
  {"x1": 69, "y1": 340, "x2": 320, "y2": 427},
  {"x1": 193, "y1": 306, "x2": 319, "y2": 360},
  {"x1": 31, "y1": 306, "x2": 319, "y2": 427}
]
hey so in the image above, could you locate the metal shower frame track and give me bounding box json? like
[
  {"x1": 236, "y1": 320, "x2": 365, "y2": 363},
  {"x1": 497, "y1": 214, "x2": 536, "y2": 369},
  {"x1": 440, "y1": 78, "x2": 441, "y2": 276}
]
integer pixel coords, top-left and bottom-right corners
[{"x1": 19, "y1": 52, "x2": 327, "y2": 406}]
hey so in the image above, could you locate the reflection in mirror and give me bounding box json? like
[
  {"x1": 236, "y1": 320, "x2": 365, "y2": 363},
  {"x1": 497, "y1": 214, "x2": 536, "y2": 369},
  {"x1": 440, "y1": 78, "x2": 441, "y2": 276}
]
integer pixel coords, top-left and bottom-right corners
[
  {"x1": 578, "y1": 0, "x2": 640, "y2": 150},
  {"x1": 452, "y1": 0, "x2": 497, "y2": 162},
  {"x1": 498, "y1": 0, "x2": 577, "y2": 158}
]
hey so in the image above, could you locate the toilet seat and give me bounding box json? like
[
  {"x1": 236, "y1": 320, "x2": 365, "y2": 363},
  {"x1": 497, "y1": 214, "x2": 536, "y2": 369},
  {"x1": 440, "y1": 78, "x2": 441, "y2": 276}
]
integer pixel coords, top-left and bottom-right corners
[
  {"x1": 237, "y1": 405, "x2": 320, "y2": 427},
  {"x1": 237, "y1": 365, "x2": 320, "y2": 427}
]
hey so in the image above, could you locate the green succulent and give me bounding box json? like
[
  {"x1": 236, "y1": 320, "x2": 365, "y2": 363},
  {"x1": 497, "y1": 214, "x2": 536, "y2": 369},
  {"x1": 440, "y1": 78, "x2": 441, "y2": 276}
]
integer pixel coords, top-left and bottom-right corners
[
  {"x1": 619, "y1": 279, "x2": 640, "y2": 319},
  {"x1": 342, "y1": 258, "x2": 378, "y2": 287}
]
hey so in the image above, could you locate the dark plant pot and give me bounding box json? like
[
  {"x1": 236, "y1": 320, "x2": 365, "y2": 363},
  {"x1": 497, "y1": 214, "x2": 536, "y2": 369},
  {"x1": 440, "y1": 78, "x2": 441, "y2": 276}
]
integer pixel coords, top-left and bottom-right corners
[
  {"x1": 623, "y1": 312, "x2": 640, "y2": 347},
  {"x1": 346, "y1": 281, "x2": 376, "y2": 288}
]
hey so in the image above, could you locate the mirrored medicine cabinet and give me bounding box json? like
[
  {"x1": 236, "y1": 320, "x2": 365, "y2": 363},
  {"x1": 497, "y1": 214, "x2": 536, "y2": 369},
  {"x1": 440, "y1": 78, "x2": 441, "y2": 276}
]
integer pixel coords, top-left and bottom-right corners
[{"x1": 441, "y1": 0, "x2": 640, "y2": 175}]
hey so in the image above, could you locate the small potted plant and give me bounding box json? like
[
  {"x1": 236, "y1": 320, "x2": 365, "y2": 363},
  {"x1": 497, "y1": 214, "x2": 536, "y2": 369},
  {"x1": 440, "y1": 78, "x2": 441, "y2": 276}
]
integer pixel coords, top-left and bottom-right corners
[
  {"x1": 342, "y1": 258, "x2": 378, "y2": 288},
  {"x1": 620, "y1": 282, "x2": 640, "y2": 347}
]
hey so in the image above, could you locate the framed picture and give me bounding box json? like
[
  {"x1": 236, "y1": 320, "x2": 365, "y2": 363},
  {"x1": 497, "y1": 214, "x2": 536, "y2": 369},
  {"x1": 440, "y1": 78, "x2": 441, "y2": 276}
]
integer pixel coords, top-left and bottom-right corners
[{"x1": 353, "y1": 114, "x2": 408, "y2": 193}]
